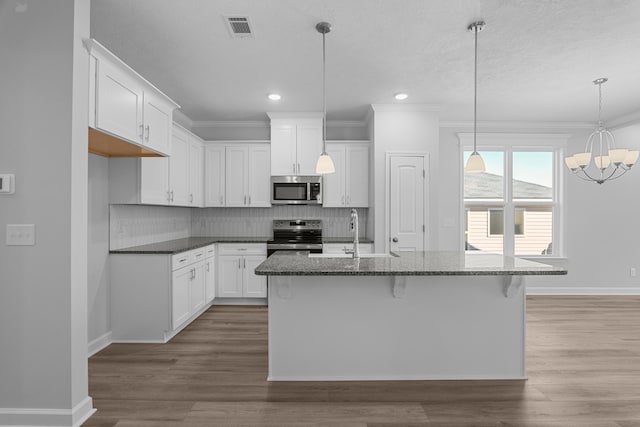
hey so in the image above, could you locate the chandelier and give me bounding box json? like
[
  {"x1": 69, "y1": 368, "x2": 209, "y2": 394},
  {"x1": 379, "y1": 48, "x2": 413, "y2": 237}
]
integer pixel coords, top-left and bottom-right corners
[{"x1": 564, "y1": 78, "x2": 638, "y2": 184}]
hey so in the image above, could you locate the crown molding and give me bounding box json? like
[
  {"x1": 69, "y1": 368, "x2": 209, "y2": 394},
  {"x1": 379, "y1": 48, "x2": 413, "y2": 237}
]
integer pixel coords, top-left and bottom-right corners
[
  {"x1": 172, "y1": 110, "x2": 194, "y2": 129},
  {"x1": 441, "y1": 120, "x2": 594, "y2": 130},
  {"x1": 192, "y1": 120, "x2": 269, "y2": 128},
  {"x1": 371, "y1": 104, "x2": 441, "y2": 113},
  {"x1": 266, "y1": 112, "x2": 324, "y2": 120},
  {"x1": 609, "y1": 110, "x2": 640, "y2": 129}
]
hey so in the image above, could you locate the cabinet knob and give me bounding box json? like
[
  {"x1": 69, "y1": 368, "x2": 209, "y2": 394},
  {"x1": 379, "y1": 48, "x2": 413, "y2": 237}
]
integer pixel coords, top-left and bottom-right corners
[{"x1": 392, "y1": 237, "x2": 399, "y2": 243}]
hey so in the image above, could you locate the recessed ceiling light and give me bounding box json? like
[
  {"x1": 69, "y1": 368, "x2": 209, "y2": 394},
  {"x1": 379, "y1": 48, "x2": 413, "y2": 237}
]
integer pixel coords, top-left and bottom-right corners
[
  {"x1": 268, "y1": 93, "x2": 281, "y2": 101},
  {"x1": 395, "y1": 93, "x2": 408, "y2": 100}
]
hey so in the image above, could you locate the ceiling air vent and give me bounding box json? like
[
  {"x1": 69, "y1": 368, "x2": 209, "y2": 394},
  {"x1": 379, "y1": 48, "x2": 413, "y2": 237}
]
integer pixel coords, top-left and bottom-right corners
[{"x1": 224, "y1": 16, "x2": 254, "y2": 38}]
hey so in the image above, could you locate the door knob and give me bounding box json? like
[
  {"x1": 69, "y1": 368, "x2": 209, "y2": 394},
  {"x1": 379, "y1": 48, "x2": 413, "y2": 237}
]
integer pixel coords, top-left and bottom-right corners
[{"x1": 392, "y1": 237, "x2": 398, "y2": 242}]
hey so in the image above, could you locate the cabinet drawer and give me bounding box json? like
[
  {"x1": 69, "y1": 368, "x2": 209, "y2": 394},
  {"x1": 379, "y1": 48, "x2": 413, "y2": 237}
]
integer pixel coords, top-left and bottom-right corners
[
  {"x1": 172, "y1": 252, "x2": 192, "y2": 270},
  {"x1": 191, "y1": 248, "x2": 205, "y2": 263},
  {"x1": 218, "y1": 243, "x2": 266, "y2": 256},
  {"x1": 204, "y1": 244, "x2": 216, "y2": 258}
]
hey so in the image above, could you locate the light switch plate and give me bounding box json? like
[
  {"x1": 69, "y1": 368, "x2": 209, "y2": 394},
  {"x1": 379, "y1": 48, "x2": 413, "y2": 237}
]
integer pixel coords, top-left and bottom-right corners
[
  {"x1": 0, "y1": 174, "x2": 15, "y2": 194},
  {"x1": 6, "y1": 224, "x2": 35, "y2": 246}
]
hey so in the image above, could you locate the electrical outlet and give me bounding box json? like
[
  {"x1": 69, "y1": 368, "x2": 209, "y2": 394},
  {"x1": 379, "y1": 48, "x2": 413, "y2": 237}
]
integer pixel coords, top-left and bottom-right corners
[
  {"x1": 631, "y1": 268, "x2": 636, "y2": 277},
  {"x1": 6, "y1": 224, "x2": 35, "y2": 246}
]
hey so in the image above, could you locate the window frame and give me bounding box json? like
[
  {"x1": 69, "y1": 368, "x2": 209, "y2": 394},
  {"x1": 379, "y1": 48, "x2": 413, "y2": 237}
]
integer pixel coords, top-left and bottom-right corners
[{"x1": 459, "y1": 133, "x2": 568, "y2": 259}]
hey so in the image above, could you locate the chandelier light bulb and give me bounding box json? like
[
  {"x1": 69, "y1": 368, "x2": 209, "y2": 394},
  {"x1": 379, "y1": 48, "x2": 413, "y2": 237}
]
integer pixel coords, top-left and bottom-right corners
[
  {"x1": 573, "y1": 152, "x2": 591, "y2": 167},
  {"x1": 608, "y1": 149, "x2": 628, "y2": 165},
  {"x1": 564, "y1": 156, "x2": 579, "y2": 170},
  {"x1": 624, "y1": 150, "x2": 640, "y2": 166}
]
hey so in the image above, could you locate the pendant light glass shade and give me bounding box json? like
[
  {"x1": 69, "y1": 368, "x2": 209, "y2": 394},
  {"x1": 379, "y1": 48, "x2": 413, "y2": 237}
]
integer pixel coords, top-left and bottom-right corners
[
  {"x1": 315, "y1": 21, "x2": 335, "y2": 175},
  {"x1": 316, "y1": 152, "x2": 335, "y2": 174},
  {"x1": 465, "y1": 151, "x2": 486, "y2": 173},
  {"x1": 464, "y1": 21, "x2": 486, "y2": 174}
]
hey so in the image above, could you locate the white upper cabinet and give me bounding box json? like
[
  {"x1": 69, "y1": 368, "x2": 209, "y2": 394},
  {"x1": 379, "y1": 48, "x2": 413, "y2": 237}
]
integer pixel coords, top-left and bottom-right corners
[
  {"x1": 204, "y1": 145, "x2": 226, "y2": 207},
  {"x1": 188, "y1": 135, "x2": 204, "y2": 207},
  {"x1": 85, "y1": 39, "x2": 178, "y2": 156},
  {"x1": 322, "y1": 142, "x2": 370, "y2": 208},
  {"x1": 225, "y1": 144, "x2": 271, "y2": 207},
  {"x1": 268, "y1": 114, "x2": 323, "y2": 176},
  {"x1": 170, "y1": 125, "x2": 203, "y2": 207}
]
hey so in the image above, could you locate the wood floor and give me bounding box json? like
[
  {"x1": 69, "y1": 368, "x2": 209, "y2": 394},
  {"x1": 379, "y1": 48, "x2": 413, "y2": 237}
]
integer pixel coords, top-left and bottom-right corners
[{"x1": 85, "y1": 296, "x2": 640, "y2": 426}]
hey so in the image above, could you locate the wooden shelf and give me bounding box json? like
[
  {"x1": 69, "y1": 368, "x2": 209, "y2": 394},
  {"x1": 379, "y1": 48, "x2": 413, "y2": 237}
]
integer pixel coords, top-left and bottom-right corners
[{"x1": 88, "y1": 127, "x2": 164, "y2": 158}]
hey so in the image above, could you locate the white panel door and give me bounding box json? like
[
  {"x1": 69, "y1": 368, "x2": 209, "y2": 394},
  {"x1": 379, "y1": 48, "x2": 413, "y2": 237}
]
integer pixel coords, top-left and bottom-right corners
[
  {"x1": 321, "y1": 144, "x2": 345, "y2": 207},
  {"x1": 271, "y1": 125, "x2": 297, "y2": 175},
  {"x1": 204, "y1": 145, "x2": 226, "y2": 206},
  {"x1": 95, "y1": 58, "x2": 143, "y2": 144},
  {"x1": 218, "y1": 255, "x2": 244, "y2": 297},
  {"x1": 225, "y1": 145, "x2": 248, "y2": 206},
  {"x1": 188, "y1": 139, "x2": 203, "y2": 206},
  {"x1": 140, "y1": 157, "x2": 169, "y2": 205},
  {"x1": 346, "y1": 144, "x2": 369, "y2": 207},
  {"x1": 296, "y1": 125, "x2": 322, "y2": 175},
  {"x1": 244, "y1": 255, "x2": 267, "y2": 298},
  {"x1": 142, "y1": 92, "x2": 172, "y2": 155},
  {"x1": 171, "y1": 267, "x2": 191, "y2": 330},
  {"x1": 389, "y1": 156, "x2": 425, "y2": 252},
  {"x1": 189, "y1": 263, "x2": 206, "y2": 313},
  {"x1": 169, "y1": 130, "x2": 190, "y2": 206},
  {"x1": 248, "y1": 145, "x2": 271, "y2": 207}
]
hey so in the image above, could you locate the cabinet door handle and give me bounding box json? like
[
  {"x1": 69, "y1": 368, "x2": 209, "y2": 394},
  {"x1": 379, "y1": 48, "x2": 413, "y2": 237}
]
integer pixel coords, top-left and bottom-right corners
[
  {"x1": 167, "y1": 191, "x2": 171, "y2": 202},
  {"x1": 145, "y1": 125, "x2": 150, "y2": 141},
  {"x1": 346, "y1": 195, "x2": 350, "y2": 205},
  {"x1": 248, "y1": 195, "x2": 251, "y2": 205},
  {"x1": 220, "y1": 196, "x2": 223, "y2": 205},
  {"x1": 238, "y1": 259, "x2": 241, "y2": 269},
  {"x1": 244, "y1": 195, "x2": 247, "y2": 205},
  {"x1": 243, "y1": 258, "x2": 246, "y2": 269},
  {"x1": 341, "y1": 195, "x2": 345, "y2": 205},
  {"x1": 293, "y1": 163, "x2": 296, "y2": 174},
  {"x1": 139, "y1": 124, "x2": 144, "y2": 138},
  {"x1": 206, "y1": 262, "x2": 210, "y2": 272},
  {"x1": 190, "y1": 194, "x2": 193, "y2": 203},
  {"x1": 298, "y1": 163, "x2": 300, "y2": 175},
  {"x1": 171, "y1": 191, "x2": 174, "y2": 202}
]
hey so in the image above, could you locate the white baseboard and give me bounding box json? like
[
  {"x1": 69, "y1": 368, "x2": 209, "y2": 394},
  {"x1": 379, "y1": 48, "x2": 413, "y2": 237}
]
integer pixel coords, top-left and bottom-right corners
[
  {"x1": 527, "y1": 286, "x2": 640, "y2": 295},
  {"x1": 0, "y1": 396, "x2": 96, "y2": 427},
  {"x1": 213, "y1": 297, "x2": 268, "y2": 306},
  {"x1": 88, "y1": 331, "x2": 112, "y2": 357}
]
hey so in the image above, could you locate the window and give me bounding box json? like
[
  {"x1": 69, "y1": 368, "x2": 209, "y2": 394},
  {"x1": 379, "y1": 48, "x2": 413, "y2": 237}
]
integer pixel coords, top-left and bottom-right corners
[{"x1": 461, "y1": 134, "x2": 565, "y2": 257}]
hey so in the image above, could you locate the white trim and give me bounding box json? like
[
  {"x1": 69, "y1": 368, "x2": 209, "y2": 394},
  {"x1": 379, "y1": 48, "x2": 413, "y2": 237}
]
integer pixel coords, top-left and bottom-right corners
[
  {"x1": 458, "y1": 132, "x2": 571, "y2": 147},
  {"x1": 527, "y1": 287, "x2": 640, "y2": 295},
  {"x1": 327, "y1": 120, "x2": 366, "y2": 128},
  {"x1": 266, "y1": 112, "x2": 324, "y2": 120},
  {"x1": 443, "y1": 120, "x2": 593, "y2": 130},
  {"x1": 212, "y1": 298, "x2": 268, "y2": 306},
  {"x1": 87, "y1": 331, "x2": 112, "y2": 357},
  {"x1": 203, "y1": 139, "x2": 270, "y2": 145},
  {"x1": 371, "y1": 104, "x2": 440, "y2": 113},
  {"x1": 172, "y1": 109, "x2": 194, "y2": 129},
  {"x1": 0, "y1": 397, "x2": 95, "y2": 427},
  {"x1": 192, "y1": 120, "x2": 269, "y2": 128},
  {"x1": 609, "y1": 110, "x2": 640, "y2": 129}
]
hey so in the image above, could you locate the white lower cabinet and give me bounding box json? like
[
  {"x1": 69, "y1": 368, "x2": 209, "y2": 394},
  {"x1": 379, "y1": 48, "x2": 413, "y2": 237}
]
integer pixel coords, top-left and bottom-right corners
[
  {"x1": 217, "y1": 244, "x2": 267, "y2": 299},
  {"x1": 110, "y1": 245, "x2": 215, "y2": 343}
]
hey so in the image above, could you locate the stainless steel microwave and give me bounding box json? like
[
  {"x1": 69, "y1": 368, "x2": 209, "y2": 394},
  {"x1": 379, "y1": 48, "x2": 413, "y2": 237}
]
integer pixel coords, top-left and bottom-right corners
[{"x1": 271, "y1": 176, "x2": 322, "y2": 205}]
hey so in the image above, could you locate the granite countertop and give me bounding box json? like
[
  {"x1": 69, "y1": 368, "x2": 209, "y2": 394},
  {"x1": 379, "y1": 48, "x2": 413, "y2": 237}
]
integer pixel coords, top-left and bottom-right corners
[
  {"x1": 109, "y1": 236, "x2": 271, "y2": 254},
  {"x1": 322, "y1": 237, "x2": 374, "y2": 244},
  {"x1": 255, "y1": 251, "x2": 567, "y2": 276}
]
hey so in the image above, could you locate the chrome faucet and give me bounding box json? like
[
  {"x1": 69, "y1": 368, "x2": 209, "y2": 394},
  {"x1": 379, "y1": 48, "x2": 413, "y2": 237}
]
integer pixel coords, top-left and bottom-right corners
[{"x1": 349, "y1": 208, "x2": 360, "y2": 259}]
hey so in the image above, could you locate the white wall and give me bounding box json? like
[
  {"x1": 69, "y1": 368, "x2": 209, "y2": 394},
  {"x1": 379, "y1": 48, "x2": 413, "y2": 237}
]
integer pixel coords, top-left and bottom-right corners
[
  {"x1": 371, "y1": 105, "x2": 440, "y2": 251},
  {"x1": 88, "y1": 154, "x2": 110, "y2": 349},
  {"x1": 191, "y1": 122, "x2": 369, "y2": 141},
  {"x1": 0, "y1": 0, "x2": 94, "y2": 424}
]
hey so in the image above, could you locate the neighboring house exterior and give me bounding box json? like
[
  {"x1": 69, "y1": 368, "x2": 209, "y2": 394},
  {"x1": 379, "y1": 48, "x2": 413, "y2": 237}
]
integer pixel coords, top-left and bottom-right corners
[{"x1": 464, "y1": 172, "x2": 553, "y2": 255}]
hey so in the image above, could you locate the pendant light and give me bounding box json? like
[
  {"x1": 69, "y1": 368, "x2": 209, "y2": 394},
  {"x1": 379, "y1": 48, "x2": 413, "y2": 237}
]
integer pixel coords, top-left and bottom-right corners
[
  {"x1": 464, "y1": 21, "x2": 486, "y2": 173},
  {"x1": 315, "y1": 21, "x2": 335, "y2": 175},
  {"x1": 564, "y1": 78, "x2": 638, "y2": 184}
]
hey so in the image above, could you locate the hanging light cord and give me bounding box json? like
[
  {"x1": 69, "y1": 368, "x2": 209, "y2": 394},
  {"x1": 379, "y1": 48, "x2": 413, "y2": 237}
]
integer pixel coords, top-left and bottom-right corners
[
  {"x1": 473, "y1": 23, "x2": 478, "y2": 154},
  {"x1": 322, "y1": 29, "x2": 327, "y2": 154}
]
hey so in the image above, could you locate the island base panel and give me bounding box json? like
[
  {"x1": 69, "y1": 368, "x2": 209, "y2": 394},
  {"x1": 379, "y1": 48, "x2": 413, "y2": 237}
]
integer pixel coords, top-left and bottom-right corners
[{"x1": 268, "y1": 275, "x2": 526, "y2": 381}]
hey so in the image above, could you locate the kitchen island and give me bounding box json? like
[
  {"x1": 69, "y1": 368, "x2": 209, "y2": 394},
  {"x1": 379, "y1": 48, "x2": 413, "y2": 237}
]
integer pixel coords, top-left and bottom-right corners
[{"x1": 255, "y1": 251, "x2": 566, "y2": 381}]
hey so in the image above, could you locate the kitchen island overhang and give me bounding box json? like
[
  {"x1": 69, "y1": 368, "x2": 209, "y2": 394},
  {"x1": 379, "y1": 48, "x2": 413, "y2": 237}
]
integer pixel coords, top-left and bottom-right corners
[{"x1": 256, "y1": 251, "x2": 566, "y2": 381}]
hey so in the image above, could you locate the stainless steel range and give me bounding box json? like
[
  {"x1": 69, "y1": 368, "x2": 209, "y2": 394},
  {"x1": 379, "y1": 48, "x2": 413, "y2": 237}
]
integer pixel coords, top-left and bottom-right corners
[{"x1": 266, "y1": 219, "x2": 323, "y2": 257}]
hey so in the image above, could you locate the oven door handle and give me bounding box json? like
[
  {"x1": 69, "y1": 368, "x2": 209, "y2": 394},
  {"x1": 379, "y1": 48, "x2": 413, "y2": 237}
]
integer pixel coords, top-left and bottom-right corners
[{"x1": 267, "y1": 243, "x2": 323, "y2": 251}]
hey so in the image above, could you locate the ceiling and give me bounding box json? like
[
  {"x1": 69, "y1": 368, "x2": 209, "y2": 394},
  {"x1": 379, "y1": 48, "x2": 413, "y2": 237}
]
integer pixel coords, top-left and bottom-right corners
[{"x1": 90, "y1": 0, "x2": 640, "y2": 125}]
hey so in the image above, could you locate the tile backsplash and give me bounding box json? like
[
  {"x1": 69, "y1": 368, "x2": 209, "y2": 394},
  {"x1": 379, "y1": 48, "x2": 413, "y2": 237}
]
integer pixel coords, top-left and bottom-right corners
[
  {"x1": 110, "y1": 204, "x2": 367, "y2": 249},
  {"x1": 110, "y1": 205, "x2": 192, "y2": 250},
  {"x1": 191, "y1": 206, "x2": 367, "y2": 238}
]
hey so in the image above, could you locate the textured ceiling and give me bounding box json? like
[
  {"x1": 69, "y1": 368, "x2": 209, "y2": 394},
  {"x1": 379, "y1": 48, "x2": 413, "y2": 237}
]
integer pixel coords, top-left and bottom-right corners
[{"x1": 90, "y1": 0, "x2": 640, "y2": 124}]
